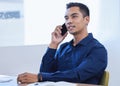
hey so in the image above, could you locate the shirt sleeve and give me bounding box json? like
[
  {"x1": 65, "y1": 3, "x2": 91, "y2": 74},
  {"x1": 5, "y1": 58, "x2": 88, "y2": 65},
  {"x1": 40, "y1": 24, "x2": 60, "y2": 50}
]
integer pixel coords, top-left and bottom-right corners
[
  {"x1": 40, "y1": 47, "x2": 57, "y2": 72},
  {"x1": 40, "y1": 46, "x2": 107, "y2": 83}
]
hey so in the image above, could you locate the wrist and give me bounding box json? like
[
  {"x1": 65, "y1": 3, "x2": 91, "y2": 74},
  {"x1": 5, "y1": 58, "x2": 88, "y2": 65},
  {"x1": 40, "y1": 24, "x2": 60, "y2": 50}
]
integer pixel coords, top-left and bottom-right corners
[
  {"x1": 38, "y1": 73, "x2": 42, "y2": 82},
  {"x1": 49, "y1": 42, "x2": 59, "y2": 49}
]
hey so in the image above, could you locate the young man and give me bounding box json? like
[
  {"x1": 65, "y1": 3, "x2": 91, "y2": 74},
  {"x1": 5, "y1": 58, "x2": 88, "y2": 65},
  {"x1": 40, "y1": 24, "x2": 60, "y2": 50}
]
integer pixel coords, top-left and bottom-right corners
[{"x1": 17, "y1": 2, "x2": 107, "y2": 85}]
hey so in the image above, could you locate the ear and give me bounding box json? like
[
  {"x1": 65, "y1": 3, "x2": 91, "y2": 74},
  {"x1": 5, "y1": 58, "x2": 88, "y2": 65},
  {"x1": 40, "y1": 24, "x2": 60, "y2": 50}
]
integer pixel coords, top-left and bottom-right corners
[
  {"x1": 84, "y1": 16, "x2": 90, "y2": 25},
  {"x1": 85, "y1": 16, "x2": 90, "y2": 23}
]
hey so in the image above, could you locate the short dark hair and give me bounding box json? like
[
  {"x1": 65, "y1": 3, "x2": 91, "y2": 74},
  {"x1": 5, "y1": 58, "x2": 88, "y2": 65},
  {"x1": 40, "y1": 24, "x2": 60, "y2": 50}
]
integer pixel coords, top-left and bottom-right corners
[{"x1": 66, "y1": 2, "x2": 90, "y2": 17}]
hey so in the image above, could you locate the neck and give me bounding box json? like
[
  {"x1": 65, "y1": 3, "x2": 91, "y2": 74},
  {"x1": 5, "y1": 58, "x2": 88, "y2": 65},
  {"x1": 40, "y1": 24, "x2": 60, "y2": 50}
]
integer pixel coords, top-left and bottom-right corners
[{"x1": 73, "y1": 31, "x2": 88, "y2": 46}]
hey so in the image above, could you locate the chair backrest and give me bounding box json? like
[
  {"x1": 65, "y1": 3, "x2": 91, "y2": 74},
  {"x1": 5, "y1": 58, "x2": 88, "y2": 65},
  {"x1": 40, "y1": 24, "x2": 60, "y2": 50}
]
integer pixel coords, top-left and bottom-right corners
[{"x1": 99, "y1": 71, "x2": 109, "y2": 86}]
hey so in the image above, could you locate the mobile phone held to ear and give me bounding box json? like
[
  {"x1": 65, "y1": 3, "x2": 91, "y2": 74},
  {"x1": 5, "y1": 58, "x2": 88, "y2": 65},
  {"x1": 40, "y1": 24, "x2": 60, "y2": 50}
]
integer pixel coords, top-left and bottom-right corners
[{"x1": 61, "y1": 23, "x2": 67, "y2": 36}]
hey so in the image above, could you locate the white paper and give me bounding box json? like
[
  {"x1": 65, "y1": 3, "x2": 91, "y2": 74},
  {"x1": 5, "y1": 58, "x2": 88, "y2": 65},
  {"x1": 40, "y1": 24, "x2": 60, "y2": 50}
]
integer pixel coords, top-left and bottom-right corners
[
  {"x1": 0, "y1": 75, "x2": 17, "y2": 86},
  {"x1": 27, "y1": 81, "x2": 76, "y2": 86},
  {"x1": 0, "y1": 75, "x2": 13, "y2": 83}
]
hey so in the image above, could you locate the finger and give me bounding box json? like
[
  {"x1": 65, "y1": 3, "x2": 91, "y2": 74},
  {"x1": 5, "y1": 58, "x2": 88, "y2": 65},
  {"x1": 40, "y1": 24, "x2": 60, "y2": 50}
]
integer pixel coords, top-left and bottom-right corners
[
  {"x1": 17, "y1": 73, "x2": 27, "y2": 84},
  {"x1": 17, "y1": 74, "x2": 22, "y2": 83},
  {"x1": 18, "y1": 78, "x2": 28, "y2": 84},
  {"x1": 55, "y1": 26, "x2": 62, "y2": 35},
  {"x1": 17, "y1": 77, "x2": 20, "y2": 84}
]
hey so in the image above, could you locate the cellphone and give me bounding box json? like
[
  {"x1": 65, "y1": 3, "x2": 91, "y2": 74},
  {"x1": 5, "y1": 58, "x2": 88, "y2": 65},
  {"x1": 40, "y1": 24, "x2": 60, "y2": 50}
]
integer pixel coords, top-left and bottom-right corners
[{"x1": 61, "y1": 23, "x2": 67, "y2": 36}]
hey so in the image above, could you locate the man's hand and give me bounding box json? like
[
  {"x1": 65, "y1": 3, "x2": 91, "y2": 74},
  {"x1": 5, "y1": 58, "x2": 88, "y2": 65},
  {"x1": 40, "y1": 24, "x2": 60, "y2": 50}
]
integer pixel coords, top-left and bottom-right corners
[
  {"x1": 17, "y1": 72, "x2": 38, "y2": 84},
  {"x1": 49, "y1": 25, "x2": 68, "y2": 49}
]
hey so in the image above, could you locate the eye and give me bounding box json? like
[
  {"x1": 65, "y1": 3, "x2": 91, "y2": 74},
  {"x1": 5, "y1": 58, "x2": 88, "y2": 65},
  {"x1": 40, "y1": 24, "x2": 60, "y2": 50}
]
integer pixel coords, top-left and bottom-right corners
[
  {"x1": 72, "y1": 15, "x2": 78, "y2": 18},
  {"x1": 65, "y1": 17, "x2": 68, "y2": 20}
]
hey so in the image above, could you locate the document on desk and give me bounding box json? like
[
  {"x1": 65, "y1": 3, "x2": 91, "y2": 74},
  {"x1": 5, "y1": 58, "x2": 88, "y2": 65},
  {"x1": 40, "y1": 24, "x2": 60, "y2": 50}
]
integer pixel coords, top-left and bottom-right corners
[
  {"x1": 0, "y1": 75, "x2": 17, "y2": 86},
  {"x1": 0, "y1": 75, "x2": 77, "y2": 86},
  {"x1": 28, "y1": 81, "x2": 76, "y2": 86}
]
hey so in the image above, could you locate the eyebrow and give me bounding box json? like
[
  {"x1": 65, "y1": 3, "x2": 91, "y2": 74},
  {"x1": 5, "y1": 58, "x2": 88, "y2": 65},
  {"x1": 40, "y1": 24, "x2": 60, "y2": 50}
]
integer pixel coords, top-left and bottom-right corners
[{"x1": 64, "y1": 13, "x2": 79, "y2": 18}]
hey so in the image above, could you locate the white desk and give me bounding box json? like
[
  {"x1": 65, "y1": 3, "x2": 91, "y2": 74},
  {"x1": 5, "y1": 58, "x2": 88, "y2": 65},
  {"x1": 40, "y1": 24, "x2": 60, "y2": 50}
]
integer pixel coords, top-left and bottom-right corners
[{"x1": 0, "y1": 75, "x2": 102, "y2": 86}]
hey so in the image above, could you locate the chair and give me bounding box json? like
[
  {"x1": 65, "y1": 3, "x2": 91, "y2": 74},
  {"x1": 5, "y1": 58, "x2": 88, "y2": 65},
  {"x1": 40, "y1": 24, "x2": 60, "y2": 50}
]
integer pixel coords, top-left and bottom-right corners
[{"x1": 99, "y1": 71, "x2": 109, "y2": 86}]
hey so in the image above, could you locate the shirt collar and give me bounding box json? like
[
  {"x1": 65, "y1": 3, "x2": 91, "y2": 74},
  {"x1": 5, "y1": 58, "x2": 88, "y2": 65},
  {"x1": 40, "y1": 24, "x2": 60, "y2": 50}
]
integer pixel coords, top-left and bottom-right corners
[{"x1": 69, "y1": 33, "x2": 94, "y2": 46}]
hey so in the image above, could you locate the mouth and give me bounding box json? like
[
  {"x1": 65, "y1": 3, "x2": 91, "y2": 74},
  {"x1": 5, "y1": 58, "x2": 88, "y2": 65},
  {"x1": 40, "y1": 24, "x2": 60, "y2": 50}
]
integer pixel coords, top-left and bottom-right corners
[{"x1": 67, "y1": 26, "x2": 75, "y2": 30}]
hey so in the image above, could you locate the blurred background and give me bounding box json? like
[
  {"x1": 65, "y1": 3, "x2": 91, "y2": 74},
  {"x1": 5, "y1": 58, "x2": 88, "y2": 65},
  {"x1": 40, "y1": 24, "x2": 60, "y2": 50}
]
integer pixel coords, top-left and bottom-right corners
[{"x1": 0, "y1": 0, "x2": 120, "y2": 86}]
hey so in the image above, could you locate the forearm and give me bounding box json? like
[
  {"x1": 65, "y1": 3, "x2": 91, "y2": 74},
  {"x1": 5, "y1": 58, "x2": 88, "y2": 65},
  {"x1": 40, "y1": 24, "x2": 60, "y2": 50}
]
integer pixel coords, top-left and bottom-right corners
[
  {"x1": 39, "y1": 70, "x2": 80, "y2": 83},
  {"x1": 40, "y1": 48, "x2": 57, "y2": 72}
]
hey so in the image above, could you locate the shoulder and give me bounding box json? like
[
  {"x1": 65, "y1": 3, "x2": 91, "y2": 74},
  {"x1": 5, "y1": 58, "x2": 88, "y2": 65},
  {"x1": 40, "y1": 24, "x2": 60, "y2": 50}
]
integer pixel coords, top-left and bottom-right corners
[
  {"x1": 87, "y1": 38, "x2": 107, "y2": 55},
  {"x1": 92, "y1": 38, "x2": 106, "y2": 49}
]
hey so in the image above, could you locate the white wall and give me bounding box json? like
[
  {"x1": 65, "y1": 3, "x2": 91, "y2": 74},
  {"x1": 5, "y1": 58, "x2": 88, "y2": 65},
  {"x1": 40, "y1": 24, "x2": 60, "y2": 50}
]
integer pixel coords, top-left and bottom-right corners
[
  {"x1": 0, "y1": 1, "x2": 24, "y2": 47},
  {"x1": 99, "y1": 0, "x2": 120, "y2": 86}
]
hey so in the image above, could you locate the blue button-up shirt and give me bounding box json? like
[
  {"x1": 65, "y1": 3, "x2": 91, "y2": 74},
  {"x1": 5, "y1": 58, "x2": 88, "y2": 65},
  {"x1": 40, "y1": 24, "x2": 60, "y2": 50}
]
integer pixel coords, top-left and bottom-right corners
[{"x1": 40, "y1": 33, "x2": 107, "y2": 84}]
